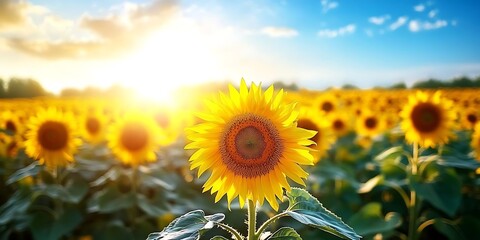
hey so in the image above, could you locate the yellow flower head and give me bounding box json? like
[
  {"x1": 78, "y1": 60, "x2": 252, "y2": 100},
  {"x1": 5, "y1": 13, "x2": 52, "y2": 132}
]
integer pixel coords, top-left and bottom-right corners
[
  {"x1": 400, "y1": 91, "x2": 456, "y2": 148},
  {"x1": 471, "y1": 123, "x2": 480, "y2": 161},
  {"x1": 81, "y1": 110, "x2": 108, "y2": 144},
  {"x1": 185, "y1": 79, "x2": 316, "y2": 211},
  {"x1": 356, "y1": 110, "x2": 385, "y2": 138},
  {"x1": 24, "y1": 108, "x2": 82, "y2": 171},
  {"x1": 107, "y1": 112, "x2": 163, "y2": 166},
  {"x1": 297, "y1": 106, "x2": 335, "y2": 163}
]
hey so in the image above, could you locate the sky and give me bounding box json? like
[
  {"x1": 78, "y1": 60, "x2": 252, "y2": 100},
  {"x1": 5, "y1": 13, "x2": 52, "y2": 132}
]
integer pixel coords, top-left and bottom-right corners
[{"x1": 1, "y1": 0, "x2": 480, "y2": 100}]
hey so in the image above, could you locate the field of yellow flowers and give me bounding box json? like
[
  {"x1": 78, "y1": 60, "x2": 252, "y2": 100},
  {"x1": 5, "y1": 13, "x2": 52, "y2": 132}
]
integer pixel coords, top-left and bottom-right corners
[{"x1": 1, "y1": 81, "x2": 479, "y2": 240}]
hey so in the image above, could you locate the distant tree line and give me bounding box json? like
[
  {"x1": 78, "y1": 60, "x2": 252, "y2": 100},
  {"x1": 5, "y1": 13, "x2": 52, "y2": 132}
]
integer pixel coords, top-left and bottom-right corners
[
  {"x1": 342, "y1": 76, "x2": 480, "y2": 90},
  {"x1": 0, "y1": 78, "x2": 50, "y2": 98},
  {"x1": 2, "y1": 76, "x2": 480, "y2": 99}
]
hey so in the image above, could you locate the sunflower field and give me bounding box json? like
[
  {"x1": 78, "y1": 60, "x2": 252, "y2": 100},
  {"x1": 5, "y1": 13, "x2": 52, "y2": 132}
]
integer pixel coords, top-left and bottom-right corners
[{"x1": 1, "y1": 80, "x2": 480, "y2": 240}]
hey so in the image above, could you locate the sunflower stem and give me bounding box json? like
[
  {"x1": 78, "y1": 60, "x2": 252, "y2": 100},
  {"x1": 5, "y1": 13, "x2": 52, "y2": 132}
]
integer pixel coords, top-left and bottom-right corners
[
  {"x1": 408, "y1": 142, "x2": 419, "y2": 240},
  {"x1": 247, "y1": 200, "x2": 257, "y2": 240},
  {"x1": 130, "y1": 165, "x2": 139, "y2": 227},
  {"x1": 256, "y1": 212, "x2": 288, "y2": 236},
  {"x1": 217, "y1": 223, "x2": 244, "y2": 240}
]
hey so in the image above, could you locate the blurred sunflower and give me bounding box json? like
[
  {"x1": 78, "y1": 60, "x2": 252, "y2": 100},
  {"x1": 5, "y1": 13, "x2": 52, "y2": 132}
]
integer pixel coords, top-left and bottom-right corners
[
  {"x1": 107, "y1": 112, "x2": 163, "y2": 166},
  {"x1": 297, "y1": 107, "x2": 335, "y2": 163},
  {"x1": 81, "y1": 110, "x2": 107, "y2": 144},
  {"x1": 315, "y1": 93, "x2": 337, "y2": 116},
  {"x1": 401, "y1": 91, "x2": 456, "y2": 148},
  {"x1": 1, "y1": 110, "x2": 23, "y2": 137},
  {"x1": 356, "y1": 111, "x2": 385, "y2": 137},
  {"x1": 471, "y1": 123, "x2": 480, "y2": 161},
  {"x1": 186, "y1": 79, "x2": 316, "y2": 210},
  {"x1": 24, "y1": 108, "x2": 81, "y2": 171},
  {"x1": 460, "y1": 107, "x2": 479, "y2": 130},
  {"x1": 329, "y1": 112, "x2": 351, "y2": 137},
  {"x1": 151, "y1": 108, "x2": 181, "y2": 145}
]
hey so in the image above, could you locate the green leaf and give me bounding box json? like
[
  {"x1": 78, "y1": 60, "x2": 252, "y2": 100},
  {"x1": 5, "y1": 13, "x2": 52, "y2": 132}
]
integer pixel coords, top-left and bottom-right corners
[
  {"x1": 35, "y1": 184, "x2": 72, "y2": 202},
  {"x1": 0, "y1": 189, "x2": 31, "y2": 225},
  {"x1": 65, "y1": 175, "x2": 88, "y2": 203},
  {"x1": 285, "y1": 188, "x2": 361, "y2": 240},
  {"x1": 147, "y1": 210, "x2": 225, "y2": 240},
  {"x1": 358, "y1": 175, "x2": 383, "y2": 194},
  {"x1": 96, "y1": 187, "x2": 136, "y2": 213},
  {"x1": 347, "y1": 203, "x2": 402, "y2": 236},
  {"x1": 433, "y1": 219, "x2": 465, "y2": 240},
  {"x1": 6, "y1": 162, "x2": 40, "y2": 185},
  {"x1": 30, "y1": 207, "x2": 83, "y2": 240},
  {"x1": 411, "y1": 165, "x2": 461, "y2": 217},
  {"x1": 436, "y1": 156, "x2": 480, "y2": 170},
  {"x1": 267, "y1": 227, "x2": 302, "y2": 240},
  {"x1": 374, "y1": 146, "x2": 408, "y2": 161}
]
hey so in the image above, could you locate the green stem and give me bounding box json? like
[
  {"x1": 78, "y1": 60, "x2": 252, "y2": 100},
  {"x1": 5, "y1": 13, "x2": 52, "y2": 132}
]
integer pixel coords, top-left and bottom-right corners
[
  {"x1": 408, "y1": 142, "x2": 419, "y2": 240},
  {"x1": 217, "y1": 223, "x2": 243, "y2": 240},
  {"x1": 247, "y1": 200, "x2": 257, "y2": 240},
  {"x1": 256, "y1": 212, "x2": 288, "y2": 236},
  {"x1": 130, "y1": 166, "x2": 139, "y2": 226}
]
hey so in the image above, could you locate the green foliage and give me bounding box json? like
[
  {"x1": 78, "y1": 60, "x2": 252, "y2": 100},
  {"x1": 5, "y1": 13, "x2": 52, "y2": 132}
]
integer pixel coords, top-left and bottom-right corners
[
  {"x1": 267, "y1": 227, "x2": 302, "y2": 240},
  {"x1": 147, "y1": 210, "x2": 225, "y2": 240}
]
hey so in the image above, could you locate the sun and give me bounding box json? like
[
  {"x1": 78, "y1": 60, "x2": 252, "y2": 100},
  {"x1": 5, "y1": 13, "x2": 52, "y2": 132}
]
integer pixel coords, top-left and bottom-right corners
[{"x1": 110, "y1": 18, "x2": 223, "y2": 104}]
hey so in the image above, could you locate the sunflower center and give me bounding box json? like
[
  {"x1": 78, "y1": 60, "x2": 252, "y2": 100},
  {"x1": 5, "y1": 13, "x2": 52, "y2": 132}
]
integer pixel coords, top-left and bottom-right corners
[
  {"x1": 120, "y1": 123, "x2": 148, "y2": 151},
  {"x1": 321, "y1": 102, "x2": 334, "y2": 112},
  {"x1": 86, "y1": 117, "x2": 100, "y2": 134},
  {"x1": 333, "y1": 119, "x2": 345, "y2": 131},
  {"x1": 467, "y1": 114, "x2": 477, "y2": 124},
  {"x1": 6, "y1": 120, "x2": 16, "y2": 133},
  {"x1": 365, "y1": 117, "x2": 378, "y2": 129},
  {"x1": 411, "y1": 103, "x2": 441, "y2": 133},
  {"x1": 37, "y1": 121, "x2": 68, "y2": 151},
  {"x1": 297, "y1": 119, "x2": 320, "y2": 144},
  {"x1": 220, "y1": 114, "x2": 283, "y2": 178}
]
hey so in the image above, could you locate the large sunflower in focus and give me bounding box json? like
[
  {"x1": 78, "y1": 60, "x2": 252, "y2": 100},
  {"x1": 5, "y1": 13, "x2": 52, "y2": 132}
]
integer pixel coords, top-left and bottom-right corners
[
  {"x1": 107, "y1": 113, "x2": 163, "y2": 166},
  {"x1": 186, "y1": 79, "x2": 316, "y2": 210},
  {"x1": 24, "y1": 108, "x2": 81, "y2": 171},
  {"x1": 401, "y1": 91, "x2": 456, "y2": 148},
  {"x1": 297, "y1": 107, "x2": 335, "y2": 163}
]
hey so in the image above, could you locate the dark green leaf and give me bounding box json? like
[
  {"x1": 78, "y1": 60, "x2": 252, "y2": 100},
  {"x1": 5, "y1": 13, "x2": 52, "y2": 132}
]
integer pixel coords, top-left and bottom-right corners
[
  {"x1": 433, "y1": 219, "x2": 465, "y2": 240},
  {"x1": 285, "y1": 188, "x2": 361, "y2": 240},
  {"x1": 65, "y1": 175, "x2": 88, "y2": 203},
  {"x1": 147, "y1": 210, "x2": 225, "y2": 240},
  {"x1": 30, "y1": 207, "x2": 83, "y2": 240},
  {"x1": 267, "y1": 227, "x2": 302, "y2": 240},
  {"x1": 347, "y1": 202, "x2": 401, "y2": 236},
  {"x1": 6, "y1": 162, "x2": 40, "y2": 185},
  {"x1": 436, "y1": 156, "x2": 480, "y2": 170},
  {"x1": 411, "y1": 166, "x2": 461, "y2": 217},
  {"x1": 0, "y1": 189, "x2": 31, "y2": 225},
  {"x1": 97, "y1": 187, "x2": 136, "y2": 213}
]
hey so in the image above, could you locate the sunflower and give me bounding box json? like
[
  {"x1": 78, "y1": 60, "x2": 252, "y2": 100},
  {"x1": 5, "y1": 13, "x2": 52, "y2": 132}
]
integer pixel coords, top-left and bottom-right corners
[
  {"x1": 185, "y1": 79, "x2": 316, "y2": 210},
  {"x1": 297, "y1": 106, "x2": 335, "y2": 163},
  {"x1": 460, "y1": 107, "x2": 479, "y2": 130},
  {"x1": 1, "y1": 110, "x2": 23, "y2": 137},
  {"x1": 315, "y1": 93, "x2": 337, "y2": 116},
  {"x1": 81, "y1": 110, "x2": 107, "y2": 144},
  {"x1": 24, "y1": 108, "x2": 81, "y2": 171},
  {"x1": 151, "y1": 108, "x2": 181, "y2": 145},
  {"x1": 356, "y1": 111, "x2": 385, "y2": 138},
  {"x1": 329, "y1": 112, "x2": 351, "y2": 137},
  {"x1": 400, "y1": 91, "x2": 456, "y2": 148},
  {"x1": 471, "y1": 123, "x2": 480, "y2": 161},
  {"x1": 107, "y1": 112, "x2": 163, "y2": 166}
]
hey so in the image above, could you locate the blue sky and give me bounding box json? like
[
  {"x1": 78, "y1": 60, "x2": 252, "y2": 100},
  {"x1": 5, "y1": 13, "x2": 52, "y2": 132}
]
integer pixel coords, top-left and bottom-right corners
[{"x1": 1, "y1": 0, "x2": 479, "y2": 95}]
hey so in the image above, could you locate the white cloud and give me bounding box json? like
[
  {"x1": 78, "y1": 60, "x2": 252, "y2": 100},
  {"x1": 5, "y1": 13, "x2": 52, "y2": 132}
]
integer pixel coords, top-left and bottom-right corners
[
  {"x1": 369, "y1": 15, "x2": 390, "y2": 25},
  {"x1": 428, "y1": 9, "x2": 438, "y2": 18},
  {"x1": 318, "y1": 24, "x2": 355, "y2": 38},
  {"x1": 389, "y1": 16, "x2": 408, "y2": 30},
  {"x1": 409, "y1": 19, "x2": 448, "y2": 32},
  {"x1": 321, "y1": 0, "x2": 338, "y2": 13},
  {"x1": 414, "y1": 4, "x2": 425, "y2": 12},
  {"x1": 261, "y1": 26, "x2": 298, "y2": 38}
]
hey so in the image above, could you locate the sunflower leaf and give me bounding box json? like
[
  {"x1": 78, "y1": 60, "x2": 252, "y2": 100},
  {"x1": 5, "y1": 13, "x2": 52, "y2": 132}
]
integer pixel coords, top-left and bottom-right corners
[
  {"x1": 374, "y1": 146, "x2": 409, "y2": 161},
  {"x1": 285, "y1": 188, "x2": 361, "y2": 240},
  {"x1": 6, "y1": 162, "x2": 41, "y2": 185},
  {"x1": 146, "y1": 210, "x2": 225, "y2": 240},
  {"x1": 347, "y1": 203, "x2": 402, "y2": 236},
  {"x1": 267, "y1": 227, "x2": 302, "y2": 240}
]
